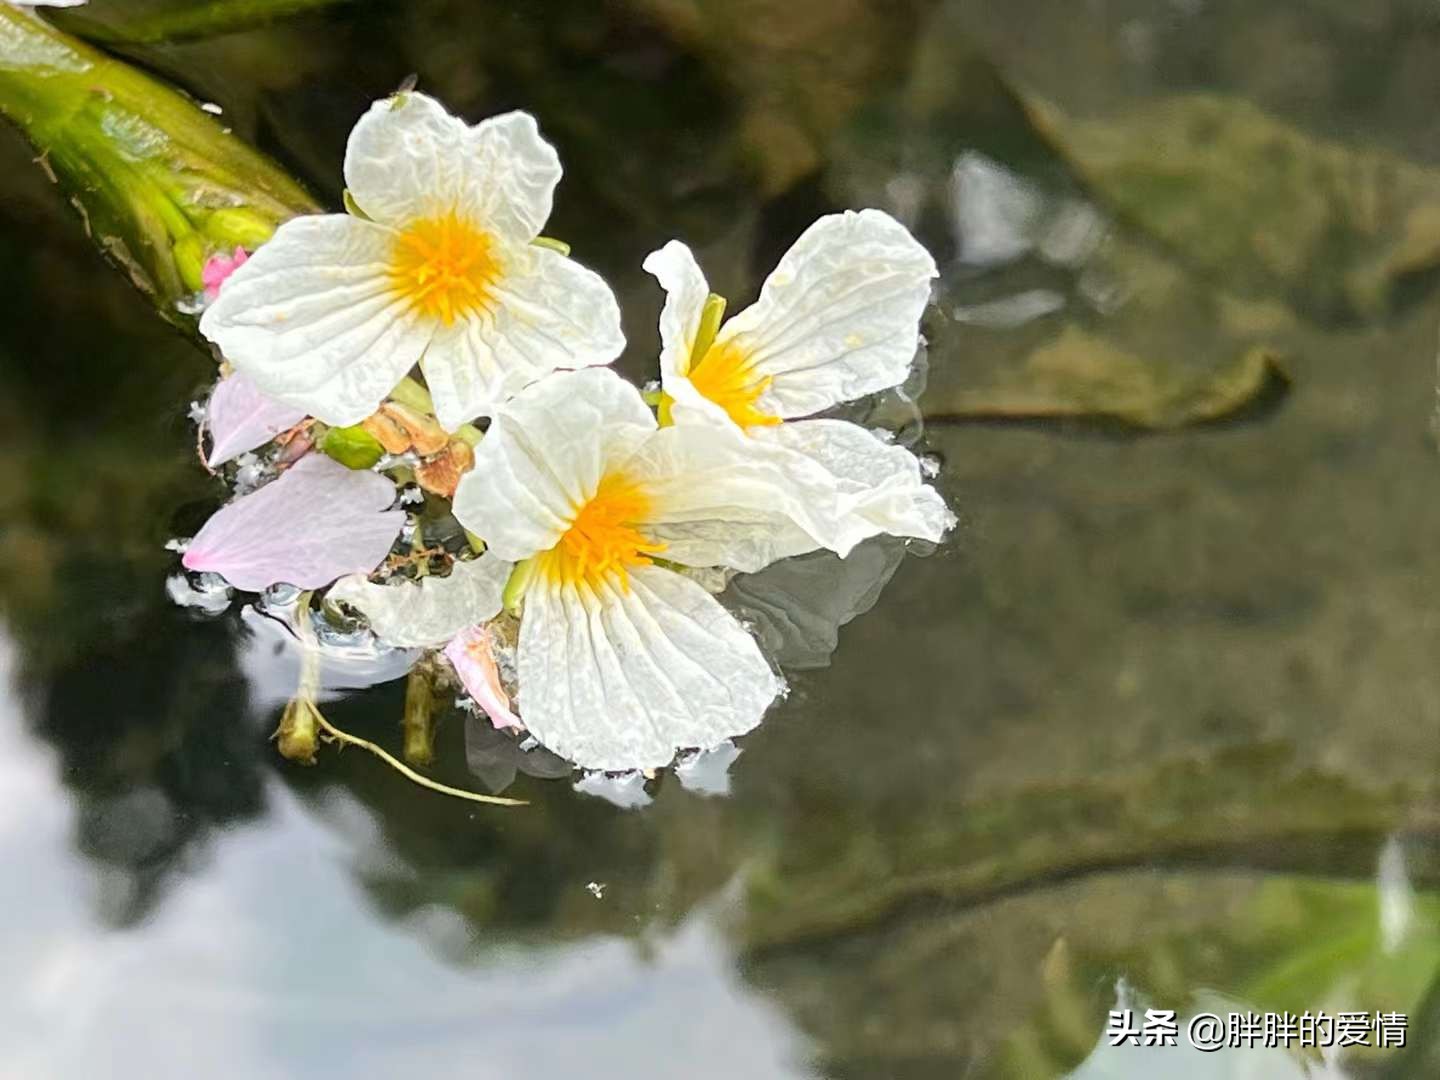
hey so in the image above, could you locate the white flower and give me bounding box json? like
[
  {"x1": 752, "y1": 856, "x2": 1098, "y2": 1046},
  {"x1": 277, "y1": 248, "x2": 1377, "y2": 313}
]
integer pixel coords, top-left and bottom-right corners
[
  {"x1": 643, "y1": 209, "x2": 953, "y2": 554},
  {"x1": 200, "y1": 92, "x2": 624, "y2": 431},
  {"x1": 451, "y1": 368, "x2": 847, "y2": 771}
]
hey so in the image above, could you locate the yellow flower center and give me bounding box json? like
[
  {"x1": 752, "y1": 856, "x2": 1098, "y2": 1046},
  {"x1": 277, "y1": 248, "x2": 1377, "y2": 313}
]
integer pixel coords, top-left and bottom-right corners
[
  {"x1": 390, "y1": 213, "x2": 499, "y2": 325},
  {"x1": 686, "y1": 339, "x2": 780, "y2": 428},
  {"x1": 537, "y1": 473, "x2": 667, "y2": 589}
]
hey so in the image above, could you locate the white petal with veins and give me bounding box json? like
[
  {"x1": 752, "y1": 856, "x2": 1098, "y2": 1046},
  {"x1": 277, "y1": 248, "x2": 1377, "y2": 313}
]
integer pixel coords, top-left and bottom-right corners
[
  {"x1": 328, "y1": 553, "x2": 512, "y2": 648},
  {"x1": 517, "y1": 565, "x2": 778, "y2": 770},
  {"x1": 715, "y1": 209, "x2": 937, "y2": 418},
  {"x1": 345, "y1": 95, "x2": 560, "y2": 243},
  {"x1": 624, "y1": 423, "x2": 838, "y2": 570},
  {"x1": 422, "y1": 245, "x2": 625, "y2": 429},
  {"x1": 755, "y1": 419, "x2": 954, "y2": 549},
  {"x1": 198, "y1": 215, "x2": 431, "y2": 427},
  {"x1": 641, "y1": 240, "x2": 734, "y2": 424},
  {"x1": 451, "y1": 368, "x2": 657, "y2": 559}
]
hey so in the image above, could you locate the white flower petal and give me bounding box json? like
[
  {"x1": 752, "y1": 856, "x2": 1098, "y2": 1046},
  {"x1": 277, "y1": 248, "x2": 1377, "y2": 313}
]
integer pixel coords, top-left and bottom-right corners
[
  {"x1": 451, "y1": 369, "x2": 657, "y2": 559},
  {"x1": 181, "y1": 455, "x2": 404, "y2": 592},
  {"x1": 517, "y1": 564, "x2": 778, "y2": 770},
  {"x1": 420, "y1": 245, "x2": 625, "y2": 428},
  {"x1": 449, "y1": 628, "x2": 524, "y2": 732},
  {"x1": 716, "y1": 209, "x2": 937, "y2": 418},
  {"x1": 205, "y1": 373, "x2": 308, "y2": 467},
  {"x1": 624, "y1": 422, "x2": 842, "y2": 571},
  {"x1": 345, "y1": 94, "x2": 560, "y2": 244},
  {"x1": 198, "y1": 215, "x2": 431, "y2": 427},
  {"x1": 643, "y1": 240, "x2": 709, "y2": 380},
  {"x1": 328, "y1": 553, "x2": 512, "y2": 648},
  {"x1": 756, "y1": 420, "x2": 954, "y2": 548}
]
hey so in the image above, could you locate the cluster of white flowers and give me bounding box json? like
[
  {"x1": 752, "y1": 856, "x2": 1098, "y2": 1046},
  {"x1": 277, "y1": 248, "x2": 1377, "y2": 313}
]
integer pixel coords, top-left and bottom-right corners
[{"x1": 195, "y1": 91, "x2": 953, "y2": 774}]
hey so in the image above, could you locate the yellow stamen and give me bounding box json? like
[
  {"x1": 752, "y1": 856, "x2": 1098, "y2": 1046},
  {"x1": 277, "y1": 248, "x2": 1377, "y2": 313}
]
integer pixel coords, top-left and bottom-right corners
[
  {"x1": 390, "y1": 212, "x2": 499, "y2": 325},
  {"x1": 687, "y1": 338, "x2": 780, "y2": 429},
  {"x1": 537, "y1": 473, "x2": 666, "y2": 589}
]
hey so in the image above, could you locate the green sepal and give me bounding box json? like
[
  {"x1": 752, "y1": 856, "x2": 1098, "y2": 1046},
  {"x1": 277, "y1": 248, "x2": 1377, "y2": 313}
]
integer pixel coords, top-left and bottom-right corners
[
  {"x1": 502, "y1": 558, "x2": 538, "y2": 617},
  {"x1": 685, "y1": 293, "x2": 727, "y2": 375},
  {"x1": 342, "y1": 188, "x2": 371, "y2": 221},
  {"x1": 319, "y1": 424, "x2": 385, "y2": 469}
]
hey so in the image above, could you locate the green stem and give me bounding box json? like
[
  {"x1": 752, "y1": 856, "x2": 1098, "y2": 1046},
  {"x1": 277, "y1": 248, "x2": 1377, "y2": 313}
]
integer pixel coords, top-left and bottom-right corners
[
  {"x1": 401, "y1": 664, "x2": 437, "y2": 766},
  {"x1": 0, "y1": 6, "x2": 317, "y2": 324}
]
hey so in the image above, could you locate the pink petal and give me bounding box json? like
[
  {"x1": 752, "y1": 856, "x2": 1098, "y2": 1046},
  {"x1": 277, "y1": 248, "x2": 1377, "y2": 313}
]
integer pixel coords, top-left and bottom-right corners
[
  {"x1": 202, "y1": 246, "x2": 250, "y2": 299},
  {"x1": 206, "y1": 373, "x2": 308, "y2": 467},
  {"x1": 445, "y1": 625, "x2": 523, "y2": 730},
  {"x1": 182, "y1": 454, "x2": 404, "y2": 592}
]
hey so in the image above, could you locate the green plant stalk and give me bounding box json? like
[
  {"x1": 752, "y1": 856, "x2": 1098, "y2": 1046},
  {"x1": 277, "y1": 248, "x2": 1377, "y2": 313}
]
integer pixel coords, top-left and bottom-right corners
[
  {"x1": 275, "y1": 591, "x2": 322, "y2": 763},
  {"x1": 401, "y1": 664, "x2": 437, "y2": 766},
  {"x1": 0, "y1": 6, "x2": 317, "y2": 327}
]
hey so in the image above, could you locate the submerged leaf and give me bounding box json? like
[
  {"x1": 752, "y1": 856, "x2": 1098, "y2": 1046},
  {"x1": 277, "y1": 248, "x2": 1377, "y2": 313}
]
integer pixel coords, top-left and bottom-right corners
[
  {"x1": 206, "y1": 372, "x2": 307, "y2": 467},
  {"x1": 1025, "y1": 93, "x2": 1440, "y2": 320},
  {"x1": 929, "y1": 327, "x2": 1289, "y2": 429},
  {"x1": 328, "y1": 554, "x2": 512, "y2": 649},
  {"x1": 182, "y1": 454, "x2": 403, "y2": 591}
]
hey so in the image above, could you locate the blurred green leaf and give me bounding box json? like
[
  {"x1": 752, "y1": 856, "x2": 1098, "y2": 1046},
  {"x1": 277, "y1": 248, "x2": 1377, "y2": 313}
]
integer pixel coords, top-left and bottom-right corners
[{"x1": 54, "y1": 0, "x2": 359, "y2": 46}]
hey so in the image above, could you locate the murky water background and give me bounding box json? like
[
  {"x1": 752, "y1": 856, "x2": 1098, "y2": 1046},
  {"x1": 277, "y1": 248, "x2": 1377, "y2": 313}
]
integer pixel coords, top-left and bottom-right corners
[{"x1": 5, "y1": 1, "x2": 1440, "y2": 1076}]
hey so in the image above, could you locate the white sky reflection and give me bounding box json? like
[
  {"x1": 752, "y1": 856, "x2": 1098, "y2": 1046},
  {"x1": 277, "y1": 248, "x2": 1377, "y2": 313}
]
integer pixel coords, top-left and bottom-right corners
[{"x1": 0, "y1": 633, "x2": 818, "y2": 1080}]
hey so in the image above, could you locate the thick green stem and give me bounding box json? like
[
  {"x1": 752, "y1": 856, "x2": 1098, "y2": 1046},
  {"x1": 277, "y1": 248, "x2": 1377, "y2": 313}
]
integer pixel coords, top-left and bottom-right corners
[
  {"x1": 275, "y1": 591, "x2": 321, "y2": 763},
  {"x1": 0, "y1": 7, "x2": 317, "y2": 326},
  {"x1": 401, "y1": 663, "x2": 437, "y2": 767}
]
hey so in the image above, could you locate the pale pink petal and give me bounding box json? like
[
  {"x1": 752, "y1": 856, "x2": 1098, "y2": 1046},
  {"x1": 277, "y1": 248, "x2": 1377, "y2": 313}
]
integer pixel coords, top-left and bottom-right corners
[
  {"x1": 445, "y1": 625, "x2": 523, "y2": 730},
  {"x1": 182, "y1": 454, "x2": 404, "y2": 592},
  {"x1": 202, "y1": 247, "x2": 250, "y2": 299},
  {"x1": 206, "y1": 372, "x2": 308, "y2": 467}
]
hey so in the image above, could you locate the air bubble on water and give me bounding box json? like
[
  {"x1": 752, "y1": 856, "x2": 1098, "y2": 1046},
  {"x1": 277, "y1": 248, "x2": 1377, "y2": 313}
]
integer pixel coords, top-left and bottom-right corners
[
  {"x1": 263, "y1": 582, "x2": 303, "y2": 608},
  {"x1": 233, "y1": 453, "x2": 268, "y2": 493},
  {"x1": 311, "y1": 605, "x2": 374, "y2": 649},
  {"x1": 585, "y1": 881, "x2": 606, "y2": 899},
  {"x1": 174, "y1": 292, "x2": 209, "y2": 317},
  {"x1": 675, "y1": 741, "x2": 741, "y2": 797},
  {"x1": 377, "y1": 451, "x2": 419, "y2": 472},
  {"x1": 166, "y1": 571, "x2": 233, "y2": 615},
  {"x1": 200, "y1": 102, "x2": 223, "y2": 115},
  {"x1": 573, "y1": 770, "x2": 652, "y2": 809}
]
